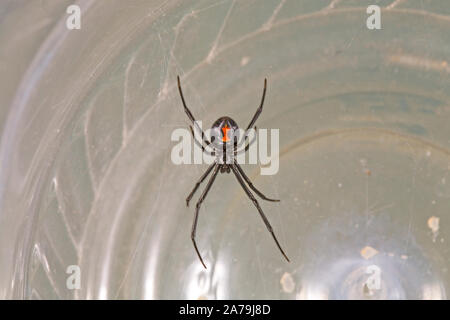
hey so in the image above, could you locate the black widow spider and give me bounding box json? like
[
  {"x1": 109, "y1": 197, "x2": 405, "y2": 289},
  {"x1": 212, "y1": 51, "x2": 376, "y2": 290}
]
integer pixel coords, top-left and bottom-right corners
[{"x1": 177, "y1": 76, "x2": 290, "y2": 269}]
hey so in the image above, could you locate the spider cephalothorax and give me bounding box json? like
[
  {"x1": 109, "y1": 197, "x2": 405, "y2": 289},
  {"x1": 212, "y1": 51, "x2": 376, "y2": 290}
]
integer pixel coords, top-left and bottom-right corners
[{"x1": 177, "y1": 76, "x2": 289, "y2": 269}]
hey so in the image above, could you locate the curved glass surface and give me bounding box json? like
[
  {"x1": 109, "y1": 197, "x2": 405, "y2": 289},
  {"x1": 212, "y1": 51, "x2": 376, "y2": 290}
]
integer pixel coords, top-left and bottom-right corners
[{"x1": 0, "y1": 0, "x2": 449, "y2": 299}]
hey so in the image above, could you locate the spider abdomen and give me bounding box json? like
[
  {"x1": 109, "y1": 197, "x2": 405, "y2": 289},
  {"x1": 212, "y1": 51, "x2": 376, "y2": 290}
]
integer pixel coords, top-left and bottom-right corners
[{"x1": 210, "y1": 116, "x2": 239, "y2": 147}]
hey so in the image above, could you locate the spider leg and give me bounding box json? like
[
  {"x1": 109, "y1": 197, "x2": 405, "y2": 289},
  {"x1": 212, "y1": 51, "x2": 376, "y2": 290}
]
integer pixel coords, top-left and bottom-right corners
[
  {"x1": 192, "y1": 164, "x2": 220, "y2": 269},
  {"x1": 186, "y1": 163, "x2": 216, "y2": 207},
  {"x1": 177, "y1": 75, "x2": 211, "y2": 146},
  {"x1": 231, "y1": 165, "x2": 290, "y2": 262},
  {"x1": 235, "y1": 126, "x2": 256, "y2": 149},
  {"x1": 189, "y1": 125, "x2": 215, "y2": 157},
  {"x1": 245, "y1": 78, "x2": 267, "y2": 131},
  {"x1": 234, "y1": 126, "x2": 257, "y2": 155},
  {"x1": 233, "y1": 161, "x2": 279, "y2": 202}
]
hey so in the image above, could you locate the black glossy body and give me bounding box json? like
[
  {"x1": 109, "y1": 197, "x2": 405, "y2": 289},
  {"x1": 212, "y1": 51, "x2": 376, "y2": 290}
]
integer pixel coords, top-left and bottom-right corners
[{"x1": 176, "y1": 76, "x2": 289, "y2": 269}]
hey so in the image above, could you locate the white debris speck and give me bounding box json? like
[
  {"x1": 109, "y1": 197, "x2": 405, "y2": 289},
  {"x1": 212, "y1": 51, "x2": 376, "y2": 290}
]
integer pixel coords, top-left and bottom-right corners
[
  {"x1": 428, "y1": 216, "x2": 440, "y2": 232},
  {"x1": 360, "y1": 246, "x2": 379, "y2": 260},
  {"x1": 240, "y1": 56, "x2": 250, "y2": 66},
  {"x1": 338, "y1": 183, "x2": 343, "y2": 188},
  {"x1": 52, "y1": 177, "x2": 58, "y2": 190},
  {"x1": 280, "y1": 272, "x2": 295, "y2": 293},
  {"x1": 428, "y1": 216, "x2": 440, "y2": 242},
  {"x1": 426, "y1": 150, "x2": 431, "y2": 157}
]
